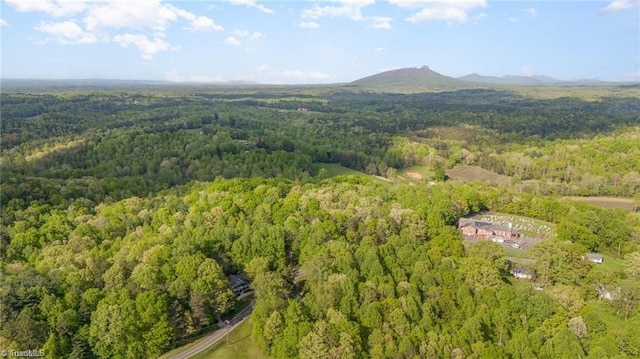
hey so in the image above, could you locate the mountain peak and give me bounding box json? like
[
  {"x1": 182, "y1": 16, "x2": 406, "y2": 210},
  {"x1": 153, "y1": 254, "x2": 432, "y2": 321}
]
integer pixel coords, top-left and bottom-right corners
[{"x1": 351, "y1": 66, "x2": 462, "y2": 88}]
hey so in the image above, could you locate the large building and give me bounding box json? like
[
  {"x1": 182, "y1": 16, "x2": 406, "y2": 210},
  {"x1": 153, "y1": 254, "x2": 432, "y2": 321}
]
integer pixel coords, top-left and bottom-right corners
[{"x1": 458, "y1": 218, "x2": 521, "y2": 242}]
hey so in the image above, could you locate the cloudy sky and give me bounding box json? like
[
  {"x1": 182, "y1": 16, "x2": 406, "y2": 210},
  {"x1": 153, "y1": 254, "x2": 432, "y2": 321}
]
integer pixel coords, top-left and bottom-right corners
[{"x1": 1, "y1": 0, "x2": 638, "y2": 83}]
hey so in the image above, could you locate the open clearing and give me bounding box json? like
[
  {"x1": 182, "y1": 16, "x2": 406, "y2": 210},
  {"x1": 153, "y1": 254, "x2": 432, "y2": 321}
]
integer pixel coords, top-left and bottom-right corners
[
  {"x1": 447, "y1": 165, "x2": 511, "y2": 186},
  {"x1": 399, "y1": 166, "x2": 433, "y2": 181},
  {"x1": 566, "y1": 196, "x2": 636, "y2": 212},
  {"x1": 191, "y1": 319, "x2": 268, "y2": 359},
  {"x1": 311, "y1": 163, "x2": 389, "y2": 183}
]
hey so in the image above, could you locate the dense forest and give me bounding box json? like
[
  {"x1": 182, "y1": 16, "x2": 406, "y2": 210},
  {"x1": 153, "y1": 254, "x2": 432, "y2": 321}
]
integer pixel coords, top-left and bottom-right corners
[{"x1": 1, "y1": 85, "x2": 639, "y2": 358}]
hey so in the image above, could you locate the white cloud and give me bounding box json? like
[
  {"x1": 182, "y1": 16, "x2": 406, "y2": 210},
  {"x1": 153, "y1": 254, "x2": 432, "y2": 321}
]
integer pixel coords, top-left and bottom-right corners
[
  {"x1": 224, "y1": 36, "x2": 241, "y2": 46},
  {"x1": 181, "y1": 14, "x2": 223, "y2": 32},
  {"x1": 84, "y1": 1, "x2": 181, "y2": 32},
  {"x1": 231, "y1": 29, "x2": 250, "y2": 37},
  {"x1": 388, "y1": 0, "x2": 427, "y2": 8},
  {"x1": 298, "y1": 21, "x2": 319, "y2": 28},
  {"x1": 258, "y1": 64, "x2": 269, "y2": 71},
  {"x1": 165, "y1": 71, "x2": 225, "y2": 83},
  {"x1": 523, "y1": 7, "x2": 537, "y2": 18},
  {"x1": 227, "y1": 0, "x2": 274, "y2": 14},
  {"x1": 521, "y1": 66, "x2": 535, "y2": 76},
  {"x1": 278, "y1": 69, "x2": 331, "y2": 80},
  {"x1": 112, "y1": 33, "x2": 173, "y2": 59},
  {"x1": 5, "y1": 0, "x2": 87, "y2": 17},
  {"x1": 508, "y1": 16, "x2": 518, "y2": 22},
  {"x1": 225, "y1": 30, "x2": 264, "y2": 45},
  {"x1": 302, "y1": 0, "x2": 375, "y2": 21},
  {"x1": 0, "y1": 19, "x2": 9, "y2": 26},
  {"x1": 36, "y1": 20, "x2": 97, "y2": 44},
  {"x1": 623, "y1": 72, "x2": 640, "y2": 81},
  {"x1": 6, "y1": 0, "x2": 224, "y2": 59},
  {"x1": 601, "y1": 0, "x2": 640, "y2": 12},
  {"x1": 370, "y1": 17, "x2": 392, "y2": 29},
  {"x1": 249, "y1": 32, "x2": 264, "y2": 40},
  {"x1": 391, "y1": 0, "x2": 487, "y2": 23},
  {"x1": 374, "y1": 47, "x2": 385, "y2": 53}
]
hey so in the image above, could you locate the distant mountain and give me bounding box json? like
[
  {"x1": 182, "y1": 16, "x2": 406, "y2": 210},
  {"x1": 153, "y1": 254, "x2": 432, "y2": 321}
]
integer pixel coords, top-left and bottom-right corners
[
  {"x1": 351, "y1": 66, "x2": 464, "y2": 88},
  {"x1": 458, "y1": 73, "x2": 564, "y2": 85}
]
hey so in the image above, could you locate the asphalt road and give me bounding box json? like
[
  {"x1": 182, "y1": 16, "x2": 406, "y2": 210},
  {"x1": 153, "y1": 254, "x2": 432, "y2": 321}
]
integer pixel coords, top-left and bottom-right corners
[{"x1": 167, "y1": 301, "x2": 254, "y2": 359}]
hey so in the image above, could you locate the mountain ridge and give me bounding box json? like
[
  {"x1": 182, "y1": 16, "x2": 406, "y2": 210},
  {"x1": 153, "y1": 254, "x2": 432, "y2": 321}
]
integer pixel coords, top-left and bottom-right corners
[{"x1": 350, "y1": 66, "x2": 464, "y2": 88}]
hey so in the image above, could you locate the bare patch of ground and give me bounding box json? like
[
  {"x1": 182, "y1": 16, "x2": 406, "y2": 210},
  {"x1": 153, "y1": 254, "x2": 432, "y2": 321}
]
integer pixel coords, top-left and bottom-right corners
[{"x1": 405, "y1": 172, "x2": 423, "y2": 180}]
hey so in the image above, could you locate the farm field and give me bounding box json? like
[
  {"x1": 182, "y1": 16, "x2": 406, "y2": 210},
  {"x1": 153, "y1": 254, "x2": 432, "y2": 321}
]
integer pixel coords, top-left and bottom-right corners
[
  {"x1": 566, "y1": 196, "x2": 636, "y2": 212},
  {"x1": 447, "y1": 165, "x2": 511, "y2": 186}
]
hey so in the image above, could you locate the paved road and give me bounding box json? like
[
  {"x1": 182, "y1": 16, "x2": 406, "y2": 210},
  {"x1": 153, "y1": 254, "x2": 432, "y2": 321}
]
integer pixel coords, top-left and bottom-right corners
[{"x1": 167, "y1": 301, "x2": 254, "y2": 359}]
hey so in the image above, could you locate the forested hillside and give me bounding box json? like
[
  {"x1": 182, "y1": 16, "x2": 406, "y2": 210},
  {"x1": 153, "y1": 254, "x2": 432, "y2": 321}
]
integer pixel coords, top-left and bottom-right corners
[{"x1": 1, "y1": 85, "x2": 639, "y2": 358}]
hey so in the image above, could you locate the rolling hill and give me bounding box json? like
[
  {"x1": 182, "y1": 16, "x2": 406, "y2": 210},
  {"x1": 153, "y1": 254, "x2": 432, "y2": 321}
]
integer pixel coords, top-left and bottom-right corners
[{"x1": 350, "y1": 66, "x2": 465, "y2": 89}]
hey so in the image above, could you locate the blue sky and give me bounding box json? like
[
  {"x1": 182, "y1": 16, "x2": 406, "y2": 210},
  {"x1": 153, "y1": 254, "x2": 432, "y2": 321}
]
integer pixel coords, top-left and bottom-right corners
[{"x1": 1, "y1": 0, "x2": 638, "y2": 83}]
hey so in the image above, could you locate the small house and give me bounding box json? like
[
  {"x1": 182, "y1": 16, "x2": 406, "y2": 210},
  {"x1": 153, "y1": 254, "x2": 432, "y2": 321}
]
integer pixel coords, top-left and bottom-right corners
[
  {"x1": 585, "y1": 253, "x2": 604, "y2": 264},
  {"x1": 510, "y1": 267, "x2": 534, "y2": 280},
  {"x1": 229, "y1": 274, "x2": 251, "y2": 295}
]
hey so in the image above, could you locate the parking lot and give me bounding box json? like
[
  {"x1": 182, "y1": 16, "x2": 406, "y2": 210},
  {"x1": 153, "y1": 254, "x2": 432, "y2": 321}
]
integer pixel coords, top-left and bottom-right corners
[{"x1": 463, "y1": 234, "x2": 542, "y2": 251}]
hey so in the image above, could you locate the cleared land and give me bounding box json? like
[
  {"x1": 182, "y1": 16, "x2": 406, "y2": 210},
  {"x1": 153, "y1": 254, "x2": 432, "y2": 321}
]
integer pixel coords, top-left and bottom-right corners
[
  {"x1": 399, "y1": 166, "x2": 433, "y2": 181},
  {"x1": 599, "y1": 254, "x2": 626, "y2": 272},
  {"x1": 311, "y1": 163, "x2": 389, "y2": 183},
  {"x1": 447, "y1": 165, "x2": 511, "y2": 186},
  {"x1": 566, "y1": 196, "x2": 636, "y2": 212},
  {"x1": 190, "y1": 319, "x2": 268, "y2": 359}
]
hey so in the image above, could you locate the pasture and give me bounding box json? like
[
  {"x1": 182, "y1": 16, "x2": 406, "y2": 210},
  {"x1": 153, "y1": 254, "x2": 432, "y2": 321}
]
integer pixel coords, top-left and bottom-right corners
[
  {"x1": 447, "y1": 165, "x2": 511, "y2": 186},
  {"x1": 566, "y1": 196, "x2": 636, "y2": 212}
]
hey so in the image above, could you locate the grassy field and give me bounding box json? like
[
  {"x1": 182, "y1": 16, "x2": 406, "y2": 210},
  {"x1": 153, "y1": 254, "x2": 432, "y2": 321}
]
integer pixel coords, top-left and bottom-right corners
[
  {"x1": 190, "y1": 319, "x2": 268, "y2": 359},
  {"x1": 158, "y1": 332, "x2": 217, "y2": 359},
  {"x1": 566, "y1": 196, "x2": 636, "y2": 212},
  {"x1": 399, "y1": 166, "x2": 434, "y2": 181},
  {"x1": 446, "y1": 165, "x2": 511, "y2": 186},
  {"x1": 581, "y1": 300, "x2": 628, "y2": 337},
  {"x1": 599, "y1": 254, "x2": 626, "y2": 273},
  {"x1": 311, "y1": 163, "x2": 389, "y2": 183},
  {"x1": 472, "y1": 212, "x2": 556, "y2": 239}
]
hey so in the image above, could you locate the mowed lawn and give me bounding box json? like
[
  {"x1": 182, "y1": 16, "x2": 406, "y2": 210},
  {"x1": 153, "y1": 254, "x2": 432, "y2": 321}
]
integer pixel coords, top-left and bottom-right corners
[
  {"x1": 311, "y1": 163, "x2": 389, "y2": 183},
  {"x1": 191, "y1": 319, "x2": 269, "y2": 359},
  {"x1": 599, "y1": 253, "x2": 626, "y2": 273}
]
